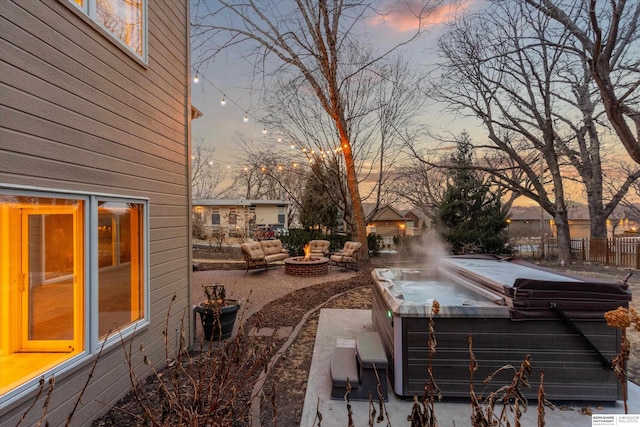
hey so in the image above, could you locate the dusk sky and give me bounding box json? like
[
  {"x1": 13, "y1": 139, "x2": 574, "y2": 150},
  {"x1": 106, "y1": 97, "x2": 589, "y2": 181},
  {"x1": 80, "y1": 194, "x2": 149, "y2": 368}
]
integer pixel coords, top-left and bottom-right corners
[{"x1": 190, "y1": 0, "x2": 488, "y2": 175}]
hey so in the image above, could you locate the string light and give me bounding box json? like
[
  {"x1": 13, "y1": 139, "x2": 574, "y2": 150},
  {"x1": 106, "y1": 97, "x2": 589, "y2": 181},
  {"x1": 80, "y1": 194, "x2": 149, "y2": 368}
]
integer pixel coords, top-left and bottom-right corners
[{"x1": 191, "y1": 70, "x2": 349, "y2": 159}]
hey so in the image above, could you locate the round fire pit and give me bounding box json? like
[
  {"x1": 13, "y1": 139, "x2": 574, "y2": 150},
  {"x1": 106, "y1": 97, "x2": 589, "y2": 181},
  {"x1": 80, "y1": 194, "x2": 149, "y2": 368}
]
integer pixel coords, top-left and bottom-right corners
[{"x1": 284, "y1": 256, "x2": 330, "y2": 276}]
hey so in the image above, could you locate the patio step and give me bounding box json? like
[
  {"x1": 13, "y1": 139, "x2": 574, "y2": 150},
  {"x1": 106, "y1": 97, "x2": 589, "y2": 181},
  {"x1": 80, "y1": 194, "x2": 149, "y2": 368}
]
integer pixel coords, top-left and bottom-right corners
[
  {"x1": 330, "y1": 332, "x2": 388, "y2": 401},
  {"x1": 330, "y1": 346, "x2": 359, "y2": 399}
]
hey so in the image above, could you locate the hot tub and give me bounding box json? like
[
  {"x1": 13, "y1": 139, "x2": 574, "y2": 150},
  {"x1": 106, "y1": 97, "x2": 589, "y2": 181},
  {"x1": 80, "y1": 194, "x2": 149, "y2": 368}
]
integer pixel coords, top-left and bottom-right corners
[{"x1": 371, "y1": 255, "x2": 631, "y2": 402}]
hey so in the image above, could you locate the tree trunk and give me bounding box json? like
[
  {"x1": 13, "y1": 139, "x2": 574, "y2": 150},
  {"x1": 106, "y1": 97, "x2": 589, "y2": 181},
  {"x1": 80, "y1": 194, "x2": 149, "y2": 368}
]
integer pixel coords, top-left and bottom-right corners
[
  {"x1": 554, "y1": 212, "x2": 572, "y2": 265},
  {"x1": 338, "y1": 126, "x2": 369, "y2": 259},
  {"x1": 589, "y1": 210, "x2": 608, "y2": 239}
]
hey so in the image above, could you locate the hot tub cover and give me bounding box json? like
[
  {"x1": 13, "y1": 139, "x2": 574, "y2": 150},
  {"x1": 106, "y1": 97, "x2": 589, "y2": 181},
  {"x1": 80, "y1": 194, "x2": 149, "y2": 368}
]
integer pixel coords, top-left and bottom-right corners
[{"x1": 445, "y1": 255, "x2": 632, "y2": 320}]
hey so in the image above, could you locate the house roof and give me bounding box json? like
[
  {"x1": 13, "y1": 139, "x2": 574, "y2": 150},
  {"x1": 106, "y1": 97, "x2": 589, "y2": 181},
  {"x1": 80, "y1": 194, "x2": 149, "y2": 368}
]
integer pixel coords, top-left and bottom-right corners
[
  {"x1": 509, "y1": 205, "x2": 553, "y2": 220},
  {"x1": 400, "y1": 207, "x2": 429, "y2": 221},
  {"x1": 190, "y1": 105, "x2": 203, "y2": 119},
  {"x1": 368, "y1": 205, "x2": 406, "y2": 222},
  {"x1": 193, "y1": 199, "x2": 291, "y2": 207}
]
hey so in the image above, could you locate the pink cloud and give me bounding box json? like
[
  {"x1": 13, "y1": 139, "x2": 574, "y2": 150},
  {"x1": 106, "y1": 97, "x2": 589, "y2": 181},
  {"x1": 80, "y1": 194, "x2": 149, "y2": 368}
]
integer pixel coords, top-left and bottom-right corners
[{"x1": 369, "y1": 0, "x2": 474, "y2": 32}]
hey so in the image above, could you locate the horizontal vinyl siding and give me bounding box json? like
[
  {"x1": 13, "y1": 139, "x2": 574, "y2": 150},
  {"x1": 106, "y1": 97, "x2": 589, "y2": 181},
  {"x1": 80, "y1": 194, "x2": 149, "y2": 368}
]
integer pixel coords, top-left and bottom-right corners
[
  {"x1": 3, "y1": 2, "x2": 186, "y2": 147},
  {"x1": 0, "y1": 0, "x2": 191, "y2": 425}
]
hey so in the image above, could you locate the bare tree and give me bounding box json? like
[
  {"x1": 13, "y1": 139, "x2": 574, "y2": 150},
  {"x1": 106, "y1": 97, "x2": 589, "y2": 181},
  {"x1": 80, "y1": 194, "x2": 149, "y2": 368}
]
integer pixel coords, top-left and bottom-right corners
[
  {"x1": 367, "y1": 56, "x2": 428, "y2": 213},
  {"x1": 522, "y1": 0, "x2": 640, "y2": 164},
  {"x1": 191, "y1": 0, "x2": 442, "y2": 257},
  {"x1": 426, "y1": 1, "x2": 639, "y2": 262},
  {"x1": 191, "y1": 138, "x2": 229, "y2": 199},
  {"x1": 261, "y1": 54, "x2": 426, "y2": 228},
  {"x1": 226, "y1": 138, "x2": 306, "y2": 202},
  {"x1": 388, "y1": 153, "x2": 451, "y2": 224}
]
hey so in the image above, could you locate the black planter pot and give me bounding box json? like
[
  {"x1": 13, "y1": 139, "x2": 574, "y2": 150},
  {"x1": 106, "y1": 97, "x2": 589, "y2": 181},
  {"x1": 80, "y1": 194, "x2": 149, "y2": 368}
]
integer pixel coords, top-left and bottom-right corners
[{"x1": 195, "y1": 300, "x2": 240, "y2": 341}]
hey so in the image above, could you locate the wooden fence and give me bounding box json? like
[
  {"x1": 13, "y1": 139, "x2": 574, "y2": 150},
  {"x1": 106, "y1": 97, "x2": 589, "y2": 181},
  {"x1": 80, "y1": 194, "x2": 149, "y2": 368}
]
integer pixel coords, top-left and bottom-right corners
[{"x1": 570, "y1": 237, "x2": 640, "y2": 269}]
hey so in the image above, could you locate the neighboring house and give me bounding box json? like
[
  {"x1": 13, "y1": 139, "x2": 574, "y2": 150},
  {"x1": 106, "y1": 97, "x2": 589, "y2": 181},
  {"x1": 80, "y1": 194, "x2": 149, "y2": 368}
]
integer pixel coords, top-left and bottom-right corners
[
  {"x1": 400, "y1": 208, "x2": 430, "y2": 235},
  {"x1": 366, "y1": 205, "x2": 408, "y2": 245},
  {"x1": 507, "y1": 206, "x2": 553, "y2": 239},
  {"x1": 1, "y1": 1, "x2": 192, "y2": 425},
  {"x1": 193, "y1": 199, "x2": 291, "y2": 239},
  {"x1": 508, "y1": 204, "x2": 639, "y2": 240}
]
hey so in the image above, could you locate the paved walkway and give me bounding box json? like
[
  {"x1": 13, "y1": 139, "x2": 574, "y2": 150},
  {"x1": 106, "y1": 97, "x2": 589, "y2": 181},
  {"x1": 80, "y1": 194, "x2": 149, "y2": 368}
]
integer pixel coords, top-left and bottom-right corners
[{"x1": 191, "y1": 262, "x2": 357, "y2": 341}]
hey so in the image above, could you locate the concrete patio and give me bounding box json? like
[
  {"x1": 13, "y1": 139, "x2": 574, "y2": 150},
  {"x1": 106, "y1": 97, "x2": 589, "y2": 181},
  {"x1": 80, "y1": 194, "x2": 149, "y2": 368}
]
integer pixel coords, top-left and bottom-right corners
[{"x1": 301, "y1": 309, "x2": 640, "y2": 427}]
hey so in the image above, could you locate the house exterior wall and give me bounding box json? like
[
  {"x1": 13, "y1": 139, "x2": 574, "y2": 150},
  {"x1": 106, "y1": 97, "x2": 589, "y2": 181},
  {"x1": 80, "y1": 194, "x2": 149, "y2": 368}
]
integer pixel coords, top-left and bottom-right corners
[
  {"x1": 254, "y1": 205, "x2": 283, "y2": 227},
  {"x1": 193, "y1": 200, "x2": 289, "y2": 239},
  {"x1": 0, "y1": 0, "x2": 191, "y2": 424}
]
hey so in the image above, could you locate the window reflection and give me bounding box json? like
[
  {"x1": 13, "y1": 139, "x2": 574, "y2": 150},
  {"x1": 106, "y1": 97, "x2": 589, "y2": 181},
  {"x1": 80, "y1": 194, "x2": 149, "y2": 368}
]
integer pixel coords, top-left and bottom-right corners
[
  {"x1": 98, "y1": 202, "x2": 143, "y2": 337},
  {"x1": 96, "y1": 0, "x2": 143, "y2": 55}
]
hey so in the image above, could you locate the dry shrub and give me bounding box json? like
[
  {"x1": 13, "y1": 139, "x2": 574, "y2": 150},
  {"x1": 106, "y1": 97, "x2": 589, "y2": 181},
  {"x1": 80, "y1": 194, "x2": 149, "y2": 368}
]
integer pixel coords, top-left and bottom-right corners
[
  {"x1": 117, "y1": 295, "x2": 276, "y2": 426},
  {"x1": 468, "y1": 336, "x2": 553, "y2": 427},
  {"x1": 605, "y1": 306, "x2": 640, "y2": 414}
]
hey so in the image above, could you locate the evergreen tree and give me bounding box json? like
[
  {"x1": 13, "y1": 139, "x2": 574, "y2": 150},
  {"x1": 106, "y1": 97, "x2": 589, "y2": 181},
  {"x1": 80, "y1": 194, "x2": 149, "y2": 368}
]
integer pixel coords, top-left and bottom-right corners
[
  {"x1": 437, "y1": 133, "x2": 510, "y2": 255},
  {"x1": 299, "y1": 162, "x2": 339, "y2": 231}
]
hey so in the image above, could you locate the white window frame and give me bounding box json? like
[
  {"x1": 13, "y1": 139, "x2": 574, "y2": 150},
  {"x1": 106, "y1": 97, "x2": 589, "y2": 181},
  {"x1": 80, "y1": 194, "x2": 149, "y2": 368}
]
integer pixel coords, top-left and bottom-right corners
[
  {"x1": 66, "y1": 0, "x2": 148, "y2": 62},
  {"x1": 0, "y1": 185, "x2": 150, "y2": 406}
]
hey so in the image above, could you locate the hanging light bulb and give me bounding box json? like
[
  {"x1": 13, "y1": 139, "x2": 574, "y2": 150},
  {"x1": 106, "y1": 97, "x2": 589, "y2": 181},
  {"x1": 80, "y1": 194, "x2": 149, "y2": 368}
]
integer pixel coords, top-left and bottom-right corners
[
  {"x1": 193, "y1": 73, "x2": 199, "y2": 83},
  {"x1": 290, "y1": 144, "x2": 295, "y2": 149},
  {"x1": 243, "y1": 114, "x2": 249, "y2": 123},
  {"x1": 220, "y1": 96, "x2": 226, "y2": 106},
  {"x1": 262, "y1": 127, "x2": 267, "y2": 135},
  {"x1": 277, "y1": 136, "x2": 283, "y2": 143}
]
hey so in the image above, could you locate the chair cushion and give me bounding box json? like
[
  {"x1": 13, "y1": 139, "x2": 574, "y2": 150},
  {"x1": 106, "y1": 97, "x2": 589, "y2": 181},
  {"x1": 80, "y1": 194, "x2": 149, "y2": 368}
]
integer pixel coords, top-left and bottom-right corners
[
  {"x1": 330, "y1": 254, "x2": 356, "y2": 263},
  {"x1": 260, "y1": 239, "x2": 285, "y2": 255},
  {"x1": 341, "y1": 242, "x2": 361, "y2": 257},
  {"x1": 309, "y1": 240, "x2": 330, "y2": 254},
  {"x1": 241, "y1": 242, "x2": 265, "y2": 261},
  {"x1": 265, "y1": 253, "x2": 288, "y2": 263}
]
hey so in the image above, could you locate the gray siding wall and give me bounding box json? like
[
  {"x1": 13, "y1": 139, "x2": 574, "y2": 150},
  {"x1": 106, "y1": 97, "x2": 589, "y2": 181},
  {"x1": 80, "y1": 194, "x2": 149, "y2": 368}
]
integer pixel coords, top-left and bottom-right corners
[{"x1": 0, "y1": 0, "x2": 191, "y2": 424}]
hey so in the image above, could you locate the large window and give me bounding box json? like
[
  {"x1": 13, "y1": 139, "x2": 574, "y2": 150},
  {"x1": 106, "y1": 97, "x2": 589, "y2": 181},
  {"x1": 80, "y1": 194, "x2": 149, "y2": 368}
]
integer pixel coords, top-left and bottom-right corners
[
  {"x1": 69, "y1": 0, "x2": 147, "y2": 60},
  {"x1": 0, "y1": 191, "x2": 147, "y2": 399},
  {"x1": 97, "y1": 202, "x2": 144, "y2": 338}
]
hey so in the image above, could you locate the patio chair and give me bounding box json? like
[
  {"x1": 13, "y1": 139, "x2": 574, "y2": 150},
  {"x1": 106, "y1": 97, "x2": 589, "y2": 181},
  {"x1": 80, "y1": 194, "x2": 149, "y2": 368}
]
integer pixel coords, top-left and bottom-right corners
[
  {"x1": 309, "y1": 239, "x2": 331, "y2": 257},
  {"x1": 330, "y1": 241, "x2": 362, "y2": 270},
  {"x1": 240, "y1": 242, "x2": 268, "y2": 273}
]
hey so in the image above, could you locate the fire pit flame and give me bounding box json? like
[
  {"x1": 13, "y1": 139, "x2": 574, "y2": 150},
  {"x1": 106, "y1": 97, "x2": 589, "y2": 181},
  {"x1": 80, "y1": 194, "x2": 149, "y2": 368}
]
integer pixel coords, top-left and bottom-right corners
[{"x1": 303, "y1": 243, "x2": 311, "y2": 260}]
